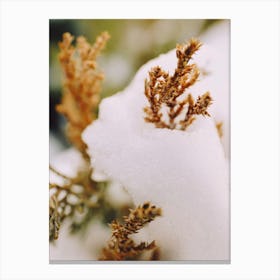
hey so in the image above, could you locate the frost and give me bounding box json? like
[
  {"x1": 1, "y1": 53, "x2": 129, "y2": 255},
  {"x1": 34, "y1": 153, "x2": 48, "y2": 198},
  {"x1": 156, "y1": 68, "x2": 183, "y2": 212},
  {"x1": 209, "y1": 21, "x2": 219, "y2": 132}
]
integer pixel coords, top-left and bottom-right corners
[{"x1": 83, "y1": 21, "x2": 230, "y2": 260}]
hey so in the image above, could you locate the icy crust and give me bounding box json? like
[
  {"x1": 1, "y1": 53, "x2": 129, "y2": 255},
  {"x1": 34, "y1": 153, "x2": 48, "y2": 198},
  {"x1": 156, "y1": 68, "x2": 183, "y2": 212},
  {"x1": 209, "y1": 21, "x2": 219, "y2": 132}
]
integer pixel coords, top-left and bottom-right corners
[{"x1": 82, "y1": 21, "x2": 230, "y2": 260}]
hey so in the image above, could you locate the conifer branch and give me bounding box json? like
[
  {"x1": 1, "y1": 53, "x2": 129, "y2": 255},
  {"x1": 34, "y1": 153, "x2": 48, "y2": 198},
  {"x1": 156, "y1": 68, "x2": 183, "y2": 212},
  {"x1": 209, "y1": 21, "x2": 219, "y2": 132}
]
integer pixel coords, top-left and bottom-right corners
[
  {"x1": 100, "y1": 202, "x2": 161, "y2": 260},
  {"x1": 144, "y1": 38, "x2": 212, "y2": 130},
  {"x1": 49, "y1": 32, "x2": 126, "y2": 242},
  {"x1": 56, "y1": 32, "x2": 110, "y2": 156},
  {"x1": 49, "y1": 165, "x2": 99, "y2": 241}
]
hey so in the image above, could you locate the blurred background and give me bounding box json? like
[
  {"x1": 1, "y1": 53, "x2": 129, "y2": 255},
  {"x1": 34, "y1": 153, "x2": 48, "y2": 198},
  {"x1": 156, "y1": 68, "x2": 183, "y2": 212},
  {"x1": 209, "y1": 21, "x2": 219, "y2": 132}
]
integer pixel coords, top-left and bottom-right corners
[{"x1": 49, "y1": 19, "x2": 220, "y2": 154}]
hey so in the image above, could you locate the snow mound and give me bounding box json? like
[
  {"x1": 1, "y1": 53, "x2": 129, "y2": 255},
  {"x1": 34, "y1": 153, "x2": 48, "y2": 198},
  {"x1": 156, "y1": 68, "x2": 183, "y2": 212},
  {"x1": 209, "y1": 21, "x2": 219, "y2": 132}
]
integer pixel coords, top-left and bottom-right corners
[{"x1": 83, "y1": 21, "x2": 230, "y2": 260}]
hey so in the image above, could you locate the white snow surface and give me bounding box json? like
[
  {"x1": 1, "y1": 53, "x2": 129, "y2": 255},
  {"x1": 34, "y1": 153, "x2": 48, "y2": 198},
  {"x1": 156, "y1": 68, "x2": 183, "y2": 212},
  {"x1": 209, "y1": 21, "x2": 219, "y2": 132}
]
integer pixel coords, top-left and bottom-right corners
[
  {"x1": 83, "y1": 21, "x2": 230, "y2": 261},
  {"x1": 50, "y1": 219, "x2": 110, "y2": 261}
]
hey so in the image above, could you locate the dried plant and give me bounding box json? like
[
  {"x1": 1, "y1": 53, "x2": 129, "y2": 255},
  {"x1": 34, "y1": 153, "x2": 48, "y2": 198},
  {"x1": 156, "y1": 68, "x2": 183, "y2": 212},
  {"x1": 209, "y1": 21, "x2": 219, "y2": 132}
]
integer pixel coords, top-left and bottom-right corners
[
  {"x1": 216, "y1": 121, "x2": 223, "y2": 138},
  {"x1": 49, "y1": 32, "x2": 116, "y2": 241},
  {"x1": 100, "y1": 202, "x2": 162, "y2": 261},
  {"x1": 49, "y1": 164, "x2": 127, "y2": 241},
  {"x1": 144, "y1": 38, "x2": 213, "y2": 130},
  {"x1": 56, "y1": 32, "x2": 110, "y2": 156},
  {"x1": 49, "y1": 195, "x2": 61, "y2": 240},
  {"x1": 49, "y1": 165, "x2": 99, "y2": 240}
]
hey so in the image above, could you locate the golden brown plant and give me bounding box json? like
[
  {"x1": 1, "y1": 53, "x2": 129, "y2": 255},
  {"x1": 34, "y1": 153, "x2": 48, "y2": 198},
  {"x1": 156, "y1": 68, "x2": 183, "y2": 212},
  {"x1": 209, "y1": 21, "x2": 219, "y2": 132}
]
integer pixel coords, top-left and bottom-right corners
[
  {"x1": 49, "y1": 195, "x2": 60, "y2": 240},
  {"x1": 49, "y1": 163, "x2": 132, "y2": 241},
  {"x1": 56, "y1": 32, "x2": 110, "y2": 155},
  {"x1": 49, "y1": 165, "x2": 99, "y2": 240},
  {"x1": 144, "y1": 38, "x2": 212, "y2": 130},
  {"x1": 100, "y1": 202, "x2": 162, "y2": 261},
  {"x1": 50, "y1": 32, "x2": 131, "y2": 242},
  {"x1": 216, "y1": 121, "x2": 223, "y2": 138}
]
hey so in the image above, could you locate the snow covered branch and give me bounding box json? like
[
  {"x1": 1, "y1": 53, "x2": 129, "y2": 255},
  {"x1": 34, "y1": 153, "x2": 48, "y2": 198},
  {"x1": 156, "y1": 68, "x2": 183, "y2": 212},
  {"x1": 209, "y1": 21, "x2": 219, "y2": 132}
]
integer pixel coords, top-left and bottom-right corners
[{"x1": 83, "y1": 21, "x2": 230, "y2": 261}]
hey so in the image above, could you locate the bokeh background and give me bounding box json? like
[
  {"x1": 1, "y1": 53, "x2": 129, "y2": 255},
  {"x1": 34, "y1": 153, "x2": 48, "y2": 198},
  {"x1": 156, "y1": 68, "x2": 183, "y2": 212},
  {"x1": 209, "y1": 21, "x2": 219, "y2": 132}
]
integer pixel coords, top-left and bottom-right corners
[{"x1": 49, "y1": 19, "x2": 220, "y2": 154}]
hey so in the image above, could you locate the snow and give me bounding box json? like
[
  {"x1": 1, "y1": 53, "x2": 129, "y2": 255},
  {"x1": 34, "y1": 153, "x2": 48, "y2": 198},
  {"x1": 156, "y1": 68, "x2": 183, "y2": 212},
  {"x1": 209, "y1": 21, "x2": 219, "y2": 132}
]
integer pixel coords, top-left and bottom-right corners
[
  {"x1": 49, "y1": 148, "x2": 111, "y2": 261},
  {"x1": 50, "y1": 220, "x2": 110, "y2": 261},
  {"x1": 49, "y1": 147, "x2": 132, "y2": 261},
  {"x1": 82, "y1": 21, "x2": 230, "y2": 261},
  {"x1": 49, "y1": 148, "x2": 86, "y2": 186}
]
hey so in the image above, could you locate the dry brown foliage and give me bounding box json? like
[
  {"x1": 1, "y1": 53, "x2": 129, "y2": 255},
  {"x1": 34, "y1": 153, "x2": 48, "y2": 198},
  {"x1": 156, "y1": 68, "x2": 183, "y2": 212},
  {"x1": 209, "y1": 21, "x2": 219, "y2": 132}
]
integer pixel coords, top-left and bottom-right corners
[
  {"x1": 49, "y1": 163, "x2": 131, "y2": 241},
  {"x1": 216, "y1": 121, "x2": 223, "y2": 138},
  {"x1": 56, "y1": 32, "x2": 110, "y2": 155},
  {"x1": 50, "y1": 32, "x2": 131, "y2": 242},
  {"x1": 100, "y1": 202, "x2": 162, "y2": 261},
  {"x1": 144, "y1": 38, "x2": 212, "y2": 130},
  {"x1": 49, "y1": 165, "x2": 99, "y2": 240}
]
